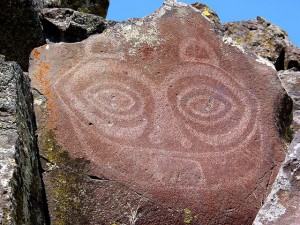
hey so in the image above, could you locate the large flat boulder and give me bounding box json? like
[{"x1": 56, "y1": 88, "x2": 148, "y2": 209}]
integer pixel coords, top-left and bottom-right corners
[{"x1": 29, "y1": 1, "x2": 290, "y2": 224}]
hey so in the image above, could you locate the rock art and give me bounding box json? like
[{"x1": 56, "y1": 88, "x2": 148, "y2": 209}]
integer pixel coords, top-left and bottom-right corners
[
  {"x1": 0, "y1": 61, "x2": 47, "y2": 224},
  {"x1": 30, "y1": 1, "x2": 290, "y2": 224},
  {"x1": 253, "y1": 130, "x2": 300, "y2": 225},
  {"x1": 41, "y1": 8, "x2": 116, "y2": 43}
]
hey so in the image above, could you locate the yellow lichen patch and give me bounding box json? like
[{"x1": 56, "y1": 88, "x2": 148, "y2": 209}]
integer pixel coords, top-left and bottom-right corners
[
  {"x1": 183, "y1": 208, "x2": 192, "y2": 224},
  {"x1": 203, "y1": 10, "x2": 211, "y2": 16},
  {"x1": 235, "y1": 38, "x2": 244, "y2": 44},
  {"x1": 110, "y1": 222, "x2": 118, "y2": 225}
]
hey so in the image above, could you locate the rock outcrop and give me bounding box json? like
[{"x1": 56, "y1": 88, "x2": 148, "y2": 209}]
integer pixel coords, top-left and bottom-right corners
[
  {"x1": 0, "y1": 0, "x2": 45, "y2": 71},
  {"x1": 223, "y1": 17, "x2": 300, "y2": 71},
  {"x1": 42, "y1": 0, "x2": 110, "y2": 18},
  {"x1": 253, "y1": 130, "x2": 300, "y2": 224},
  {"x1": 0, "y1": 60, "x2": 48, "y2": 224},
  {"x1": 278, "y1": 69, "x2": 300, "y2": 132},
  {"x1": 41, "y1": 8, "x2": 116, "y2": 43},
  {"x1": 29, "y1": 1, "x2": 290, "y2": 224},
  {"x1": 191, "y1": 2, "x2": 223, "y2": 33}
]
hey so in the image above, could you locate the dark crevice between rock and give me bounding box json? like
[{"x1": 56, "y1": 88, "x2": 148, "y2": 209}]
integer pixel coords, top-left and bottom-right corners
[
  {"x1": 275, "y1": 92, "x2": 293, "y2": 143},
  {"x1": 274, "y1": 48, "x2": 285, "y2": 71},
  {"x1": 40, "y1": 17, "x2": 63, "y2": 43},
  {"x1": 13, "y1": 62, "x2": 50, "y2": 224},
  {"x1": 87, "y1": 174, "x2": 109, "y2": 181},
  {"x1": 287, "y1": 60, "x2": 300, "y2": 70}
]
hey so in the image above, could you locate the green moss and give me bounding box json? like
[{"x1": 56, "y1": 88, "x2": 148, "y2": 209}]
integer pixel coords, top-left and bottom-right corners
[
  {"x1": 39, "y1": 127, "x2": 89, "y2": 225},
  {"x1": 77, "y1": 7, "x2": 89, "y2": 14}
]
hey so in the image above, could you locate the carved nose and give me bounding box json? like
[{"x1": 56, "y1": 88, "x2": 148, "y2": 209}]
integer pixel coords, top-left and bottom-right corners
[{"x1": 148, "y1": 94, "x2": 192, "y2": 149}]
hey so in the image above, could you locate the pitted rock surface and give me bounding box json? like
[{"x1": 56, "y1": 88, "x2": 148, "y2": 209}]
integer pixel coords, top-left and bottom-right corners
[
  {"x1": 279, "y1": 69, "x2": 300, "y2": 132},
  {"x1": 0, "y1": 61, "x2": 47, "y2": 224},
  {"x1": 191, "y1": 2, "x2": 223, "y2": 34},
  {"x1": 224, "y1": 17, "x2": 300, "y2": 71},
  {"x1": 30, "y1": 2, "x2": 289, "y2": 224},
  {"x1": 41, "y1": 8, "x2": 116, "y2": 43},
  {"x1": 42, "y1": 0, "x2": 110, "y2": 18},
  {"x1": 253, "y1": 131, "x2": 300, "y2": 225}
]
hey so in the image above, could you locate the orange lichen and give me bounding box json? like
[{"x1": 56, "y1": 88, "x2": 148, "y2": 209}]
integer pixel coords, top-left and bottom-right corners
[{"x1": 32, "y1": 46, "x2": 57, "y2": 129}]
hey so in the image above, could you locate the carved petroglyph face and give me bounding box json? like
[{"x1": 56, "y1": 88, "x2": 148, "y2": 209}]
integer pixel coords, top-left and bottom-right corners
[{"x1": 53, "y1": 37, "x2": 262, "y2": 190}]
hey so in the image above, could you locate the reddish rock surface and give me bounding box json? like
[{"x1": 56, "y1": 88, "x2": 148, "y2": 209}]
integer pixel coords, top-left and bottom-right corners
[{"x1": 29, "y1": 2, "x2": 289, "y2": 224}]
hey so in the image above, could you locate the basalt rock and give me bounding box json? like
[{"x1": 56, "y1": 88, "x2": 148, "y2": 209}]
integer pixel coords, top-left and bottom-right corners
[
  {"x1": 29, "y1": 1, "x2": 290, "y2": 224},
  {"x1": 253, "y1": 130, "x2": 300, "y2": 224},
  {"x1": 0, "y1": 60, "x2": 47, "y2": 224},
  {"x1": 191, "y1": 2, "x2": 223, "y2": 34},
  {"x1": 223, "y1": 17, "x2": 300, "y2": 71},
  {"x1": 42, "y1": 0, "x2": 110, "y2": 18},
  {"x1": 278, "y1": 69, "x2": 300, "y2": 132},
  {"x1": 0, "y1": 0, "x2": 45, "y2": 71},
  {"x1": 41, "y1": 8, "x2": 116, "y2": 43}
]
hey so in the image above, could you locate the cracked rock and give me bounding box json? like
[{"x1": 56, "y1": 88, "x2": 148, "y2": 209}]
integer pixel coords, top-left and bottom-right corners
[
  {"x1": 0, "y1": 60, "x2": 47, "y2": 224},
  {"x1": 253, "y1": 130, "x2": 300, "y2": 224},
  {"x1": 41, "y1": 8, "x2": 116, "y2": 43}
]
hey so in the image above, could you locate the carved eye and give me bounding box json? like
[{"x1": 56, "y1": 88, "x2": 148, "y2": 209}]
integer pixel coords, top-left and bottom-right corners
[
  {"x1": 176, "y1": 85, "x2": 233, "y2": 123},
  {"x1": 84, "y1": 82, "x2": 144, "y2": 120},
  {"x1": 54, "y1": 61, "x2": 154, "y2": 142},
  {"x1": 167, "y1": 64, "x2": 258, "y2": 150}
]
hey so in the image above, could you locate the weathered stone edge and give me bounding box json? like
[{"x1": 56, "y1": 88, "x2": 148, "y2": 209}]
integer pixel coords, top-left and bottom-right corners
[
  {"x1": 0, "y1": 61, "x2": 48, "y2": 224},
  {"x1": 253, "y1": 131, "x2": 300, "y2": 224}
]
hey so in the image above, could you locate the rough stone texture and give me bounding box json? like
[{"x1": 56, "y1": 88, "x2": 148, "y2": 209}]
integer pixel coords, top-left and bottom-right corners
[
  {"x1": 41, "y1": 8, "x2": 116, "y2": 43},
  {"x1": 285, "y1": 46, "x2": 300, "y2": 70},
  {"x1": 278, "y1": 69, "x2": 300, "y2": 132},
  {"x1": 30, "y1": 2, "x2": 290, "y2": 224},
  {"x1": 253, "y1": 130, "x2": 300, "y2": 225},
  {"x1": 223, "y1": 17, "x2": 300, "y2": 71},
  {"x1": 42, "y1": 0, "x2": 110, "y2": 18},
  {"x1": 0, "y1": 61, "x2": 47, "y2": 224},
  {"x1": 191, "y1": 2, "x2": 223, "y2": 34},
  {"x1": 0, "y1": 55, "x2": 5, "y2": 64},
  {"x1": 0, "y1": 0, "x2": 45, "y2": 71}
]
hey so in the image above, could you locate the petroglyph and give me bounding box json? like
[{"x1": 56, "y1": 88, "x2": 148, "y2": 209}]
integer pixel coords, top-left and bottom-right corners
[
  {"x1": 50, "y1": 36, "x2": 263, "y2": 190},
  {"x1": 30, "y1": 3, "x2": 287, "y2": 224}
]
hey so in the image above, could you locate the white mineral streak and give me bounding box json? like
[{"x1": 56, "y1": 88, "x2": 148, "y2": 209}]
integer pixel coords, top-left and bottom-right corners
[
  {"x1": 223, "y1": 36, "x2": 246, "y2": 53},
  {"x1": 222, "y1": 36, "x2": 276, "y2": 70},
  {"x1": 255, "y1": 56, "x2": 276, "y2": 70}
]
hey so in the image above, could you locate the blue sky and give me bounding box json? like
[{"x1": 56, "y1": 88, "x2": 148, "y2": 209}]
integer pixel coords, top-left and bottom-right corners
[{"x1": 107, "y1": 0, "x2": 300, "y2": 48}]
